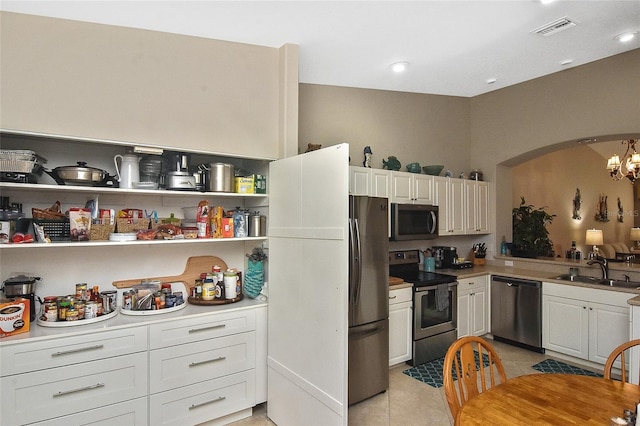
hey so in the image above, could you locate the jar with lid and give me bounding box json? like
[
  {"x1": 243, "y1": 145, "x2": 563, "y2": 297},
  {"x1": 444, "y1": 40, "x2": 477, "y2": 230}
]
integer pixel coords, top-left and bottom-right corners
[
  {"x1": 202, "y1": 278, "x2": 216, "y2": 301},
  {"x1": 42, "y1": 296, "x2": 58, "y2": 322}
]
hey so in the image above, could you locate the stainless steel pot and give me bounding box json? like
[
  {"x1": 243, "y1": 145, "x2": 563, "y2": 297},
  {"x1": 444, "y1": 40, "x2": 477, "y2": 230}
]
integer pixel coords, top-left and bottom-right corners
[
  {"x1": 2, "y1": 275, "x2": 40, "y2": 296},
  {"x1": 44, "y1": 162, "x2": 116, "y2": 186},
  {"x1": 208, "y1": 163, "x2": 234, "y2": 192}
]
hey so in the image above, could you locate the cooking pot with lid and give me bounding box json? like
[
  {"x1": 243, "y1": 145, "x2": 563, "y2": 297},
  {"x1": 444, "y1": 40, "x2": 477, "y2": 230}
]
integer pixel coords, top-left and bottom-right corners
[
  {"x1": 2, "y1": 275, "x2": 40, "y2": 296},
  {"x1": 44, "y1": 162, "x2": 117, "y2": 186}
]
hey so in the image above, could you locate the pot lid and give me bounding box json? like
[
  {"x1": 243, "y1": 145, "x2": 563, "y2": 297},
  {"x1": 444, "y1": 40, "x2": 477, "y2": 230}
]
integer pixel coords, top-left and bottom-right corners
[
  {"x1": 54, "y1": 162, "x2": 107, "y2": 173},
  {"x1": 3, "y1": 275, "x2": 40, "y2": 285}
]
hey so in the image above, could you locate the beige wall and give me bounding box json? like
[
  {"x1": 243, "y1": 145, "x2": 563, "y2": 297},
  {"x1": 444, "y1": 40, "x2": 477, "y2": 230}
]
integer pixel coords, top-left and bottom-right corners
[
  {"x1": 0, "y1": 12, "x2": 296, "y2": 160},
  {"x1": 512, "y1": 145, "x2": 635, "y2": 256},
  {"x1": 299, "y1": 84, "x2": 471, "y2": 176},
  {"x1": 470, "y1": 49, "x2": 640, "y2": 248}
]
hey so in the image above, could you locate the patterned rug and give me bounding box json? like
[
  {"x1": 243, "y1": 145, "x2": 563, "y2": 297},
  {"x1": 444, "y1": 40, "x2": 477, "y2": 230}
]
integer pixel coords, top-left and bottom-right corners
[
  {"x1": 532, "y1": 359, "x2": 603, "y2": 377},
  {"x1": 402, "y1": 351, "x2": 490, "y2": 388}
]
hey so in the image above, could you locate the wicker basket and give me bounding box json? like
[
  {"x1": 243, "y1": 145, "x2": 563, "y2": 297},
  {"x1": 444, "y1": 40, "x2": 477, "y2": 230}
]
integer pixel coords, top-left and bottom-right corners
[
  {"x1": 116, "y1": 218, "x2": 150, "y2": 233},
  {"x1": 89, "y1": 223, "x2": 116, "y2": 241},
  {"x1": 32, "y1": 201, "x2": 65, "y2": 220}
]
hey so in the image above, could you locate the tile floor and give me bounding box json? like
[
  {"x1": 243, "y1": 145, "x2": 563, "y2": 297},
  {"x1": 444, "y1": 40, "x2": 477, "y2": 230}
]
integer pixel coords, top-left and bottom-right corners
[{"x1": 230, "y1": 339, "x2": 603, "y2": 426}]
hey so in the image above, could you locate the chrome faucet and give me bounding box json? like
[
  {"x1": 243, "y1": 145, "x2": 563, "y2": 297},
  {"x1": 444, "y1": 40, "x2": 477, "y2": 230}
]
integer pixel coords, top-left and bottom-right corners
[{"x1": 587, "y1": 256, "x2": 609, "y2": 280}]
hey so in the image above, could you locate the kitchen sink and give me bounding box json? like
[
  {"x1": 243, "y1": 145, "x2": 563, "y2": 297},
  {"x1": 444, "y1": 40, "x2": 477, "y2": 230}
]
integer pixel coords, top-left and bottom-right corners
[{"x1": 552, "y1": 274, "x2": 640, "y2": 289}]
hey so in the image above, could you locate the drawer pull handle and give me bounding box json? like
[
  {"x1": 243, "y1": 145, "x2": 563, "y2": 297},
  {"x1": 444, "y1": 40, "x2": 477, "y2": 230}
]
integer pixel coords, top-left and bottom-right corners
[
  {"x1": 389, "y1": 295, "x2": 397, "y2": 299},
  {"x1": 53, "y1": 382, "x2": 105, "y2": 397},
  {"x1": 189, "y1": 396, "x2": 226, "y2": 410},
  {"x1": 189, "y1": 356, "x2": 226, "y2": 367},
  {"x1": 51, "y1": 344, "x2": 104, "y2": 357},
  {"x1": 188, "y1": 324, "x2": 226, "y2": 333}
]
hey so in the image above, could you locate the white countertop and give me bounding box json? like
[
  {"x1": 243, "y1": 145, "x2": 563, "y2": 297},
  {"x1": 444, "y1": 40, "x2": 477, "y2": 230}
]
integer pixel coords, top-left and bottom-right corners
[{"x1": 0, "y1": 297, "x2": 268, "y2": 346}]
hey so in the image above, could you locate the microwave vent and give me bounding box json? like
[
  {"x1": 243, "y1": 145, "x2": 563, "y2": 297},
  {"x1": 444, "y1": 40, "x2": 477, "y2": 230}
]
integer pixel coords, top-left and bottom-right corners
[{"x1": 531, "y1": 17, "x2": 576, "y2": 36}]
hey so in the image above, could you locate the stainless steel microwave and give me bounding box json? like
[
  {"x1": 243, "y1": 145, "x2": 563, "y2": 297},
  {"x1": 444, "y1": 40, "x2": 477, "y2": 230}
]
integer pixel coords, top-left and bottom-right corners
[{"x1": 390, "y1": 203, "x2": 439, "y2": 241}]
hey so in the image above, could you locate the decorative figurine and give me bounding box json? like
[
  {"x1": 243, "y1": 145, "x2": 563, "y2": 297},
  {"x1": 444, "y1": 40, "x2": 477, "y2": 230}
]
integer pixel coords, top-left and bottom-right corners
[
  {"x1": 595, "y1": 194, "x2": 609, "y2": 222},
  {"x1": 363, "y1": 146, "x2": 373, "y2": 168},
  {"x1": 444, "y1": 170, "x2": 452, "y2": 177},
  {"x1": 572, "y1": 188, "x2": 582, "y2": 220},
  {"x1": 618, "y1": 197, "x2": 624, "y2": 223},
  {"x1": 382, "y1": 156, "x2": 401, "y2": 171},
  {"x1": 304, "y1": 143, "x2": 322, "y2": 153}
]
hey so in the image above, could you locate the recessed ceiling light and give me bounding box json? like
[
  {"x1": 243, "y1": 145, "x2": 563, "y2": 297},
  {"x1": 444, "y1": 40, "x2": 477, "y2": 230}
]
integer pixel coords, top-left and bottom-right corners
[
  {"x1": 390, "y1": 62, "x2": 408, "y2": 73},
  {"x1": 486, "y1": 78, "x2": 497, "y2": 84},
  {"x1": 540, "y1": 0, "x2": 555, "y2": 4},
  {"x1": 615, "y1": 31, "x2": 638, "y2": 43},
  {"x1": 560, "y1": 59, "x2": 573, "y2": 66}
]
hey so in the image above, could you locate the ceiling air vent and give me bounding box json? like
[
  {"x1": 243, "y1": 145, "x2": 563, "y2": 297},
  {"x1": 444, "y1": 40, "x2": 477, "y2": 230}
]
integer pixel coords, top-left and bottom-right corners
[{"x1": 532, "y1": 17, "x2": 576, "y2": 36}]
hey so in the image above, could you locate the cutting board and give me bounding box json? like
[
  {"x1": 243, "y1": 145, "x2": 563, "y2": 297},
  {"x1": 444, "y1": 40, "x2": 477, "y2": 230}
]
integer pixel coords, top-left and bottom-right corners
[
  {"x1": 112, "y1": 256, "x2": 228, "y2": 289},
  {"x1": 389, "y1": 276, "x2": 404, "y2": 286}
]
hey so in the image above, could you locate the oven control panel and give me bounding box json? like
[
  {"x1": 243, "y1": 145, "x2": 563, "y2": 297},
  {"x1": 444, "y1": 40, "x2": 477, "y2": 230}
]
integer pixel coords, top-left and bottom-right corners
[{"x1": 389, "y1": 250, "x2": 420, "y2": 265}]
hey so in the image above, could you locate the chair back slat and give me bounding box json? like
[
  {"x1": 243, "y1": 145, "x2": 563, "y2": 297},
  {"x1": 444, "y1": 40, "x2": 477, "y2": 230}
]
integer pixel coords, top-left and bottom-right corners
[
  {"x1": 604, "y1": 338, "x2": 640, "y2": 384},
  {"x1": 443, "y1": 336, "x2": 507, "y2": 421}
]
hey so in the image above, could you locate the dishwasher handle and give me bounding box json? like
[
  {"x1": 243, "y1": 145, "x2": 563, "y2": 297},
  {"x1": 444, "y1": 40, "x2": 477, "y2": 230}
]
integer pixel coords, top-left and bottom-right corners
[{"x1": 492, "y1": 275, "x2": 541, "y2": 288}]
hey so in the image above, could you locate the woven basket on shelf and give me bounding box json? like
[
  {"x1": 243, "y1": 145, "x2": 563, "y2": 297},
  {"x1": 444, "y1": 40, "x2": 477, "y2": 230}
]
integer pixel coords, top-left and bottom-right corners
[{"x1": 32, "y1": 201, "x2": 66, "y2": 220}]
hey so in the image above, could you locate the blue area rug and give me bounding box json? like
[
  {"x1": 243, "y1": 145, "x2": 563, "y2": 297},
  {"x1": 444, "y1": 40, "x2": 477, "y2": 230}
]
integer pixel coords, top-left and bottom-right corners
[
  {"x1": 402, "y1": 351, "x2": 490, "y2": 388},
  {"x1": 532, "y1": 359, "x2": 603, "y2": 377}
]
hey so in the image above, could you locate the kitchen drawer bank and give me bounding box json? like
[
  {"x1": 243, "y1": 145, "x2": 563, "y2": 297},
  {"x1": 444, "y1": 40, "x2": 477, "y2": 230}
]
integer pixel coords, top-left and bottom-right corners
[{"x1": 0, "y1": 299, "x2": 267, "y2": 426}]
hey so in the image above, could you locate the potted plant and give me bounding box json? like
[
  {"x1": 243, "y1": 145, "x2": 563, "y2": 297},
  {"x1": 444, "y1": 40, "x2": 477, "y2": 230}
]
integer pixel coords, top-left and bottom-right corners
[{"x1": 512, "y1": 197, "x2": 556, "y2": 258}]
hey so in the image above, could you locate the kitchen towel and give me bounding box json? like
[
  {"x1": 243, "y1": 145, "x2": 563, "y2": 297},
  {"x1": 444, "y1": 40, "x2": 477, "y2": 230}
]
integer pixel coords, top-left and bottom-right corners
[{"x1": 436, "y1": 284, "x2": 449, "y2": 312}]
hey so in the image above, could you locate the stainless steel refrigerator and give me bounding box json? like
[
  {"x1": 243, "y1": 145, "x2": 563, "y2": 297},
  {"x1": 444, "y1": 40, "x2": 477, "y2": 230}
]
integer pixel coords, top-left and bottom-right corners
[{"x1": 348, "y1": 195, "x2": 389, "y2": 405}]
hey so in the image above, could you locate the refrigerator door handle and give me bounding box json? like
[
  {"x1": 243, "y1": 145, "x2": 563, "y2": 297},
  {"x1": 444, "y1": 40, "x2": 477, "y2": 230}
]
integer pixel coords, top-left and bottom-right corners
[
  {"x1": 350, "y1": 324, "x2": 385, "y2": 340},
  {"x1": 348, "y1": 217, "x2": 357, "y2": 306},
  {"x1": 354, "y1": 217, "x2": 363, "y2": 305}
]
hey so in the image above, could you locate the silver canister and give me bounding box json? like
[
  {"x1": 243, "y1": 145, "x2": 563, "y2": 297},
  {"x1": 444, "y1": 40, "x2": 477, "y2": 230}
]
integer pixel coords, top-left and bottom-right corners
[
  {"x1": 249, "y1": 212, "x2": 267, "y2": 237},
  {"x1": 208, "y1": 163, "x2": 234, "y2": 192}
]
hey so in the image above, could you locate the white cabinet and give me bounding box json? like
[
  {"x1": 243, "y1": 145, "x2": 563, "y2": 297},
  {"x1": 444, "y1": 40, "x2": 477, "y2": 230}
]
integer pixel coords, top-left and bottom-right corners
[
  {"x1": 389, "y1": 286, "x2": 412, "y2": 366},
  {"x1": 149, "y1": 307, "x2": 263, "y2": 426},
  {"x1": 457, "y1": 276, "x2": 489, "y2": 338},
  {"x1": 349, "y1": 166, "x2": 390, "y2": 198},
  {"x1": 464, "y1": 180, "x2": 490, "y2": 234},
  {"x1": 542, "y1": 282, "x2": 630, "y2": 364},
  {"x1": 390, "y1": 171, "x2": 434, "y2": 204},
  {"x1": 0, "y1": 326, "x2": 149, "y2": 426},
  {"x1": 434, "y1": 176, "x2": 465, "y2": 235}
]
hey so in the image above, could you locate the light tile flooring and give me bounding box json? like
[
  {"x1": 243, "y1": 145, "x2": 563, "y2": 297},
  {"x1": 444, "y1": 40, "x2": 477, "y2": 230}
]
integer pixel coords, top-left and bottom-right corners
[{"x1": 231, "y1": 339, "x2": 603, "y2": 426}]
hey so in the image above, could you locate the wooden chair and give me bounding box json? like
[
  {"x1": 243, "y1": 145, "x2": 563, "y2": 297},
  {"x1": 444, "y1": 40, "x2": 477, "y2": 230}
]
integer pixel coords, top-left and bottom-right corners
[
  {"x1": 443, "y1": 336, "x2": 507, "y2": 420},
  {"x1": 604, "y1": 339, "x2": 640, "y2": 383}
]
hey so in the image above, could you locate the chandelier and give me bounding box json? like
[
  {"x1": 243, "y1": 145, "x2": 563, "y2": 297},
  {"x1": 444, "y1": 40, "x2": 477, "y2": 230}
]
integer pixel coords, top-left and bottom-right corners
[{"x1": 606, "y1": 139, "x2": 640, "y2": 183}]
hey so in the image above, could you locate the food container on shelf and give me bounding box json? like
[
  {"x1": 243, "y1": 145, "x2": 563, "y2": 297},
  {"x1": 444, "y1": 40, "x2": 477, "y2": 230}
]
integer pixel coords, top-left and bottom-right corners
[{"x1": 208, "y1": 163, "x2": 234, "y2": 192}]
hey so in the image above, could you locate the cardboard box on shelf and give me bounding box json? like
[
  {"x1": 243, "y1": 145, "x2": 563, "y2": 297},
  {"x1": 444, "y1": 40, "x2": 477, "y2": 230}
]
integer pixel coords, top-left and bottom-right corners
[{"x1": 0, "y1": 297, "x2": 30, "y2": 338}]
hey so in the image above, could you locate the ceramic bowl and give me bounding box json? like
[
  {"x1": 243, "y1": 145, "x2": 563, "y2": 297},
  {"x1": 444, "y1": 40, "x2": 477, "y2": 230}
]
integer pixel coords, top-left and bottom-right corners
[
  {"x1": 406, "y1": 162, "x2": 422, "y2": 173},
  {"x1": 422, "y1": 165, "x2": 444, "y2": 176}
]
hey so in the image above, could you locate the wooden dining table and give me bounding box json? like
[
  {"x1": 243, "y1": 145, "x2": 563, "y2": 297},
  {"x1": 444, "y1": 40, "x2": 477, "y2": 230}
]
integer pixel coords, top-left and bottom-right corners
[{"x1": 456, "y1": 373, "x2": 640, "y2": 425}]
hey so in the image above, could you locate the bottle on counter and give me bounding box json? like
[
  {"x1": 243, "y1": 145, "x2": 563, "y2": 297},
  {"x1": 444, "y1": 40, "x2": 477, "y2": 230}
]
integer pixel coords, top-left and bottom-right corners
[
  {"x1": 202, "y1": 277, "x2": 216, "y2": 301},
  {"x1": 500, "y1": 236, "x2": 507, "y2": 255}
]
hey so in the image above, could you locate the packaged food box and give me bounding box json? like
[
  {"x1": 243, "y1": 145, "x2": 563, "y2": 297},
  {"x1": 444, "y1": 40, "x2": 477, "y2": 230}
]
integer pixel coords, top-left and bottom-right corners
[
  {"x1": 254, "y1": 174, "x2": 267, "y2": 194},
  {"x1": 0, "y1": 297, "x2": 30, "y2": 338},
  {"x1": 235, "y1": 177, "x2": 255, "y2": 194},
  {"x1": 69, "y1": 208, "x2": 92, "y2": 241}
]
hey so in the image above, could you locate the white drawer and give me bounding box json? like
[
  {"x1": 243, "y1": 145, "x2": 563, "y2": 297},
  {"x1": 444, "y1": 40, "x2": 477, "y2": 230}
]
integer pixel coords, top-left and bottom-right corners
[
  {"x1": 150, "y1": 331, "x2": 255, "y2": 394},
  {"x1": 389, "y1": 287, "x2": 412, "y2": 305},
  {"x1": 457, "y1": 277, "x2": 487, "y2": 292},
  {"x1": 149, "y1": 370, "x2": 256, "y2": 426},
  {"x1": 149, "y1": 309, "x2": 256, "y2": 349},
  {"x1": 0, "y1": 352, "x2": 148, "y2": 425},
  {"x1": 0, "y1": 326, "x2": 148, "y2": 376},
  {"x1": 29, "y1": 397, "x2": 148, "y2": 426}
]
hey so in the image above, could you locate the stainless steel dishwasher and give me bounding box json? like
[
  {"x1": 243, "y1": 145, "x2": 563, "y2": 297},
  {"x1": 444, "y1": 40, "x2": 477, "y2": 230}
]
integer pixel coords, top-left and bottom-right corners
[{"x1": 491, "y1": 275, "x2": 544, "y2": 353}]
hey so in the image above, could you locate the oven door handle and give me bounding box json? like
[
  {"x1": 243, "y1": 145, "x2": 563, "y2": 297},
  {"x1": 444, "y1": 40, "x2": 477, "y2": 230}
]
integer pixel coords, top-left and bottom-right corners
[{"x1": 415, "y1": 282, "x2": 457, "y2": 292}]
